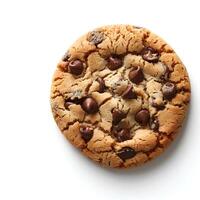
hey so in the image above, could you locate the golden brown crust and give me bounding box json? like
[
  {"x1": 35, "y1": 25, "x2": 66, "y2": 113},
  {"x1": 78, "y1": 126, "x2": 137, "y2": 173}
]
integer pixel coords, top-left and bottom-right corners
[{"x1": 50, "y1": 25, "x2": 190, "y2": 168}]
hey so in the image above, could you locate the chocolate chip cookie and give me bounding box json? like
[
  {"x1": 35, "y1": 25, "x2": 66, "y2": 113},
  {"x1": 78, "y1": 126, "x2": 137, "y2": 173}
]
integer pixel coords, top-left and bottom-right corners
[{"x1": 50, "y1": 25, "x2": 190, "y2": 168}]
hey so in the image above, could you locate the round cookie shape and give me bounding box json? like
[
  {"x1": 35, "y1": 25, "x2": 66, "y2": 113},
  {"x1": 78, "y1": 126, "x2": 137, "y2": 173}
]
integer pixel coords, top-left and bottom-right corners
[{"x1": 51, "y1": 25, "x2": 191, "y2": 168}]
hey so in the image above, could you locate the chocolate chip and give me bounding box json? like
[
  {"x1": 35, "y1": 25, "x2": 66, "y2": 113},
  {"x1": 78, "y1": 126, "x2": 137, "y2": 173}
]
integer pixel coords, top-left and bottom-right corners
[
  {"x1": 64, "y1": 97, "x2": 83, "y2": 109},
  {"x1": 113, "y1": 128, "x2": 131, "y2": 142},
  {"x1": 64, "y1": 101, "x2": 74, "y2": 109},
  {"x1": 112, "y1": 120, "x2": 128, "y2": 130},
  {"x1": 108, "y1": 55, "x2": 123, "y2": 70},
  {"x1": 135, "y1": 109, "x2": 150, "y2": 126},
  {"x1": 150, "y1": 96, "x2": 158, "y2": 107},
  {"x1": 128, "y1": 66, "x2": 144, "y2": 84},
  {"x1": 161, "y1": 66, "x2": 170, "y2": 81},
  {"x1": 122, "y1": 85, "x2": 136, "y2": 99},
  {"x1": 150, "y1": 118, "x2": 159, "y2": 131},
  {"x1": 117, "y1": 147, "x2": 136, "y2": 161},
  {"x1": 112, "y1": 108, "x2": 126, "y2": 125},
  {"x1": 80, "y1": 125, "x2": 93, "y2": 142},
  {"x1": 73, "y1": 98, "x2": 84, "y2": 104},
  {"x1": 81, "y1": 97, "x2": 98, "y2": 114},
  {"x1": 62, "y1": 51, "x2": 70, "y2": 62},
  {"x1": 96, "y1": 77, "x2": 106, "y2": 93},
  {"x1": 150, "y1": 95, "x2": 165, "y2": 110},
  {"x1": 162, "y1": 82, "x2": 177, "y2": 100},
  {"x1": 151, "y1": 100, "x2": 165, "y2": 110},
  {"x1": 68, "y1": 60, "x2": 84, "y2": 75},
  {"x1": 141, "y1": 47, "x2": 160, "y2": 63},
  {"x1": 87, "y1": 31, "x2": 104, "y2": 45}
]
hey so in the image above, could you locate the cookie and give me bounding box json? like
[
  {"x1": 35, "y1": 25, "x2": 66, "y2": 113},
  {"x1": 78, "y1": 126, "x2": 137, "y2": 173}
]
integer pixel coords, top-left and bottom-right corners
[{"x1": 50, "y1": 25, "x2": 190, "y2": 168}]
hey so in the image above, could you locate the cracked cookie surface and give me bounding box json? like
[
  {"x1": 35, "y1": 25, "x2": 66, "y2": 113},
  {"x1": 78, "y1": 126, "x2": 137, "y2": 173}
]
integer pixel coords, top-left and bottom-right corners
[{"x1": 51, "y1": 25, "x2": 190, "y2": 168}]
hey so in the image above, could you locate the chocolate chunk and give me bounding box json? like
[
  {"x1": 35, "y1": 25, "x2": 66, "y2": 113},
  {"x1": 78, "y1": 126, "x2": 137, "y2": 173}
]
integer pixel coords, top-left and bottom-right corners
[
  {"x1": 113, "y1": 128, "x2": 131, "y2": 142},
  {"x1": 122, "y1": 85, "x2": 136, "y2": 99},
  {"x1": 135, "y1": 109, "x2": 150, "y2": 126},
  {"x1": 80, "y1": 125, "x2": 93, "y2": 142},
  {"x1": 87, "y1": 31, "x2": 104, "y2": 45},
  {"x1": 81, "y1": 97, "x2": 98, "y2": 114},
  {"x1": 62, "y1": 51, "x2": 70, "y2": 62},
  {"x1": 117, "y1": 147, "x2": 136, "y2": 161},
  {"x1": 96, "y1": 77, "x2": 106, "y2": 93},
  {"x1": 69, "y1": 60, "x2": 84, "y2": 75},
  {"x1": 64, "y1": 101, "x2": 74, "y2": 109},
  {"x1": 162, "y1": 82, "x2": 177, "y2": 100},
  {"x1": 108, "y1": 55, "x2": 123, "y2": 70},
  {"x1": 112, "y1": 108, "x2": 126, "y2": 125},
  {"x1": 150, "y1": 118, "x2": 159, "y2": 131},
  {"x1": 128, "y1": 66, "x2": 144, "y2": 84},
  {"x1": 141, "y1": 47, "x2": 160, "y2": 63}
]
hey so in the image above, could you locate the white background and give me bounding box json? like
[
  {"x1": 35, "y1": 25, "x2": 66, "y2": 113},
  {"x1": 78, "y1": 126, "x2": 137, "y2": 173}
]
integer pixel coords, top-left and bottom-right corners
[{"x1": 0, "y1": 0, "x2": 199, "y2": 199}]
